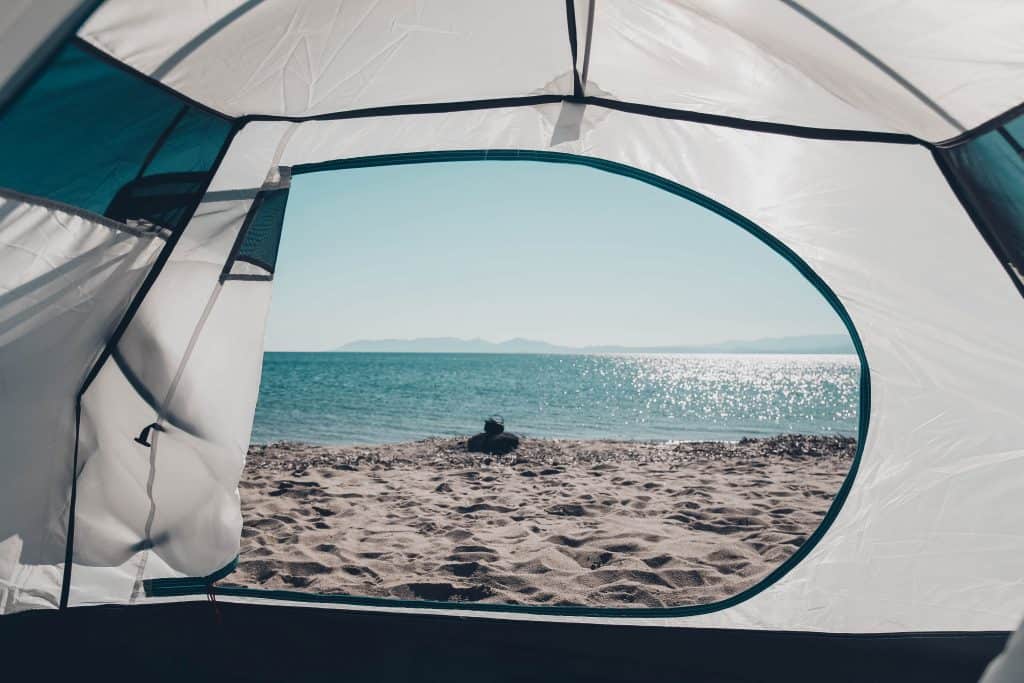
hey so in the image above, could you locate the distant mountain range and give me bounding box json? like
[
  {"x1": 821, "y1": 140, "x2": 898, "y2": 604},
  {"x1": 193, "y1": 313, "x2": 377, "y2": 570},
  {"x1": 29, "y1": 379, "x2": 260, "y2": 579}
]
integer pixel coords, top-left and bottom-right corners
[{"x1": 333, "y1": 334, "x2": 855, "y2": 355}]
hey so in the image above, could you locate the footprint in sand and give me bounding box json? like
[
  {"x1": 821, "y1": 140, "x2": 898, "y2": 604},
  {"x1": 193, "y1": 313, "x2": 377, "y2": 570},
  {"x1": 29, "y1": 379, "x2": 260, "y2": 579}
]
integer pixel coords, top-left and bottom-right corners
[
  {"x1": 545, "y1": 534, "x2": 587, "y2": 548},
  {"x1": 569, "y1": 550, "x2": 614, "y2": 570},
  {"x1": 604, "y1": 543, "x2": 640, "y2": 553},
  {"x1": 444, "y1": 561, "x2": 484, "y2": 577},
  {"x1": 448, "y1": 545, "x2": 498, "y2": 561},
  {"x1": 642, "y1": 554, "x2": 674, "y2": 569},
  {"x1": 281, "y1": 575, "x2": 314, "y2": 588},
  {"x1": 391, "y1": 582, "x2": 492, "y2": 602},
  {"x1": 546, "y1": 503, "x2": 586, "y2": 517},
  {"x1": 455, "y1": 503, "x2": 516, "y2": 514},
  {"x1": 342, "y1": 565, "x2": 380, "y2": 581},
  {"x1": 238, "y1": 559, "x2": 277, "y2": 583}
]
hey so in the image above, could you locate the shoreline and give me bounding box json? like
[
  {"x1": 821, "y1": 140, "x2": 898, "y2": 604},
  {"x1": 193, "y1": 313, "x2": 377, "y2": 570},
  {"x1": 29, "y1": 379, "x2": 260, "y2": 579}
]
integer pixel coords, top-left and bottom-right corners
[
  {"x1": 249, "y1": 433, "x2": 858, "y2": 449},
  {"x1": 230, "y1": 434, "x2": 855, "y2": 608}
]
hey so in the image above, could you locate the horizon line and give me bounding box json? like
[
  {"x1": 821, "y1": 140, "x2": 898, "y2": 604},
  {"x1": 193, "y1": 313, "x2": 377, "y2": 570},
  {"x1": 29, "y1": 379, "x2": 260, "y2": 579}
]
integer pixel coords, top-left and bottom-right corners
[
  {"x1": 332, "y1": 332, "x2": 849, "y2": 346},
  {"x1": 309, "y1": 333, "x2": 853, "y2": 353}
]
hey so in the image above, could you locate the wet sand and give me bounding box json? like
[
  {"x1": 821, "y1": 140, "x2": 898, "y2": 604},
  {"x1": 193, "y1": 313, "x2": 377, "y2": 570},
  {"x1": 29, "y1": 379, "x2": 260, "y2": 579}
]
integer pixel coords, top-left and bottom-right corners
[{"x1": 225, "y1": 435, "x2": 855, "y2": 608}]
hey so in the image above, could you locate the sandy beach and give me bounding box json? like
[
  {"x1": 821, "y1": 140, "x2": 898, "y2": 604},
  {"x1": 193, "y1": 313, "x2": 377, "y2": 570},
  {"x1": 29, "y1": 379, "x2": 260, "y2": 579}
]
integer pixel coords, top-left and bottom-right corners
[{"x1": 225, "y1": 435, "x2": 855, "y2": 608}]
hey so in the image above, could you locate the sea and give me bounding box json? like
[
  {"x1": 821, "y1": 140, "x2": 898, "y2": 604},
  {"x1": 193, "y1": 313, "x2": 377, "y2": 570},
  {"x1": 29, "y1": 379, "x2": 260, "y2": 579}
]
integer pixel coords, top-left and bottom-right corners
[{"x1": 250, "y1": 352, "x2": 861, "y2": 445}]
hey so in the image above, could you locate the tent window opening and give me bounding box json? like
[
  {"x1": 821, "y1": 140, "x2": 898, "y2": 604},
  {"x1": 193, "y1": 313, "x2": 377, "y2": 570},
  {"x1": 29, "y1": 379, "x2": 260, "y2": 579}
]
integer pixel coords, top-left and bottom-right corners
[
  {"x1": 202, "y1": 156, "x2": 866, "y2": 614},
  {"x1": 0, "y1": 39, "x2": 232, "y2": 235}
]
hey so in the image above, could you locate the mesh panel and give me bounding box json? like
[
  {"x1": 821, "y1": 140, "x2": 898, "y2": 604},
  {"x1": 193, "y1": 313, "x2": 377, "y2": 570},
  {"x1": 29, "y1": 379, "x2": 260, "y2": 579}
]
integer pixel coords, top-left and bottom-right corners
[
  {"x1": 105, "y1": 172, "x2": 211, "y2": 233},
  {"x1": 235, "y1": 188, "x2": 290, "y2": 273},
  {"x1": 0, "y1": 41, "x2": 231, "y2": 231}
]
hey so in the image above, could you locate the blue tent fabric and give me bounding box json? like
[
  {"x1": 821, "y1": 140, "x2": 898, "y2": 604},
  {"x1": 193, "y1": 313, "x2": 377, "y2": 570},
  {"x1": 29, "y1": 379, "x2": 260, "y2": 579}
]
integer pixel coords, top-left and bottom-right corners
[
  {"x1": 0, "y1": 40, "x2": 230, "y2": 231},
  {"x1": 941, "y1": 114, "x2": 1024, "y2": 285}
]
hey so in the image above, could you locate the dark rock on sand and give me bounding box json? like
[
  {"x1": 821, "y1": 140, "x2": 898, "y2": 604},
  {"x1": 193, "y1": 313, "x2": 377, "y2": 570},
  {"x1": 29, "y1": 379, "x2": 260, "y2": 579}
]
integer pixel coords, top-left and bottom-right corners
[
  {"x1": 467, "y1": 432, "x2": 520, "y2": 455},
  {"x1": 467, "y1": 416, "x2": 520, "y2": 455},
  {"x1": 484, "y1": 416, "x2": 504, "y2": 436}
]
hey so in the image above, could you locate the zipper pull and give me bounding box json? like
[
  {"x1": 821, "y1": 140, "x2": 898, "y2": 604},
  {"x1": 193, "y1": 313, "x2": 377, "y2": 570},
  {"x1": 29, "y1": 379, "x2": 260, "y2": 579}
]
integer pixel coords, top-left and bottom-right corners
[{"x1": 133, "y1": 422, "x2": 165, "y2": 447}]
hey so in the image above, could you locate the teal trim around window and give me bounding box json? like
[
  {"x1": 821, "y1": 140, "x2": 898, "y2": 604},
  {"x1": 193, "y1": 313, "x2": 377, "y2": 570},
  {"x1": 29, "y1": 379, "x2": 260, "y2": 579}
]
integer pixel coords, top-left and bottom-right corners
[
  {"x1": 144, "y1": 557, "x2": 239, "y2": 595},
  {"x1": 148, "y1": 149, "x2": 870, "y2": 619}
]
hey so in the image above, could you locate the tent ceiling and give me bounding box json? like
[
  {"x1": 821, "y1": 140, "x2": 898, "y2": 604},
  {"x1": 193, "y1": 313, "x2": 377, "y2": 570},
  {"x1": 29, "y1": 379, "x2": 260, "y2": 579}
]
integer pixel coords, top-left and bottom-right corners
[
  {"x1": 78, "y1": 0, "x2": 1024, "y2": 142},
  {"x1": 78, "y1": 1, "x2": 573, "y2": 119}
]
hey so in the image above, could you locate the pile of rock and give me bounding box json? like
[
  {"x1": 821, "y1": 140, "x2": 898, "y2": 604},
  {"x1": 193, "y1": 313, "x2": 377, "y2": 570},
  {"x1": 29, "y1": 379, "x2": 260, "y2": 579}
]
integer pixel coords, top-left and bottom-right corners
[{"x1": 466, "y1": 415, "x2": 520, "y2": 455}]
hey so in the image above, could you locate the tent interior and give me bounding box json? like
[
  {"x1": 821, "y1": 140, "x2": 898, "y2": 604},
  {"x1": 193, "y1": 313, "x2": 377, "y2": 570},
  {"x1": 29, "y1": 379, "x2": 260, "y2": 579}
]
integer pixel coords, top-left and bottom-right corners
[{"x1": 0, "y1": 1, "x2": 1022, "y2": 680}]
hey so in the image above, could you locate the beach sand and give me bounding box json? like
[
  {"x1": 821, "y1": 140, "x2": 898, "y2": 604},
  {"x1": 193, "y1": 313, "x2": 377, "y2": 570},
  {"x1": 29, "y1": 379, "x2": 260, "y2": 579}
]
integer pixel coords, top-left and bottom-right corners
[{"x1": 225, "y1": 435, "x2": 855, "y2": 608}]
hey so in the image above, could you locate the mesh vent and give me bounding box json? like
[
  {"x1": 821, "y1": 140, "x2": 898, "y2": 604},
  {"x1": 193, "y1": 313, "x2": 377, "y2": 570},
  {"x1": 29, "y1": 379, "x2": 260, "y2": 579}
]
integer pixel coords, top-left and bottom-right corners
[{"x1": 235, "y1": 189, "x2": 290, "y2": 273}]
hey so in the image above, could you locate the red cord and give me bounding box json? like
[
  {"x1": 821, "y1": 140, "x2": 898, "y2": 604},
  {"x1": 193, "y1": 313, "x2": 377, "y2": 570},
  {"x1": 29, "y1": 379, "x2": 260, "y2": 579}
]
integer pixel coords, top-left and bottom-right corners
[{"x1": 206, "y1": 582, "x2": 222, "y2": 625}]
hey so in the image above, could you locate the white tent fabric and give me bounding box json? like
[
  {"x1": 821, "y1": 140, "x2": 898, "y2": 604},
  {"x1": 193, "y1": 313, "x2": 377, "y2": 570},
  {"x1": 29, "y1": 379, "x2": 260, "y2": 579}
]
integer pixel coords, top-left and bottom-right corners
[
  {"x1": 0, "y1": 191, "x2": 163, "y2": 613},
  {"x1": 77, "y1": 0, "x2": 1024, "y2": 141},
  {"x1": 0, "y1": 0, "x2": 1022, "y2": 643},
  {"x1": 0, "y1": 1, "x2": 93, "y2": 106},
  {"x1": 586, "y1": 0, "x2": 1024, "y2": 140},
  {"x1": 70, "y1": 123, "x2": 289, "y2": 607},
  {"x1": 79, "y1": 1, "x2": 575, "y2": 118}
]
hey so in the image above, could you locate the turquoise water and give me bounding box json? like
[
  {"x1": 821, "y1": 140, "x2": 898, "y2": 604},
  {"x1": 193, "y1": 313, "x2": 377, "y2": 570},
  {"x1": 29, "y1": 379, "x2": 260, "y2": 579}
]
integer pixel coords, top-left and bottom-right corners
[{"x1": 250, "y1": 352, "x2": 860, "y2": 445}]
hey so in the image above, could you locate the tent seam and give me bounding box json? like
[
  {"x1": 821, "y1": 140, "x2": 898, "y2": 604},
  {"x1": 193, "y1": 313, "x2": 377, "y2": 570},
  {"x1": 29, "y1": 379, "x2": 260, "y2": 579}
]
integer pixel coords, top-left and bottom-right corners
[
  {"x1": 72, "y1": 30, "x2": 1022, "y2": 147},
  {"x1": 777, "y1": 0, "x2": 965, "y2": 134},
  {"x1": 0, "y1": 187, "x2": 168, "y2": 241}
]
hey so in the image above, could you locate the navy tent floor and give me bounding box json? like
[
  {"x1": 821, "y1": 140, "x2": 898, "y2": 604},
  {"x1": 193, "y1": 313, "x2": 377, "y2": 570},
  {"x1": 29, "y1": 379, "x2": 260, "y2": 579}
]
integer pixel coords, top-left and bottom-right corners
[{"x1": 0, "y1": 601, "x2": 1008, "y2": 682}]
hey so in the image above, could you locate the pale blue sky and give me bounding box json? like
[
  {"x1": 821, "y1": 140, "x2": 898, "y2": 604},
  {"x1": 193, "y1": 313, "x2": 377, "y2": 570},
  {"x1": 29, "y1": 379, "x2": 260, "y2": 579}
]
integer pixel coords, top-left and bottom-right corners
[{"x1": 264, "y1": 161, "x2": 846, "y2": 351}]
